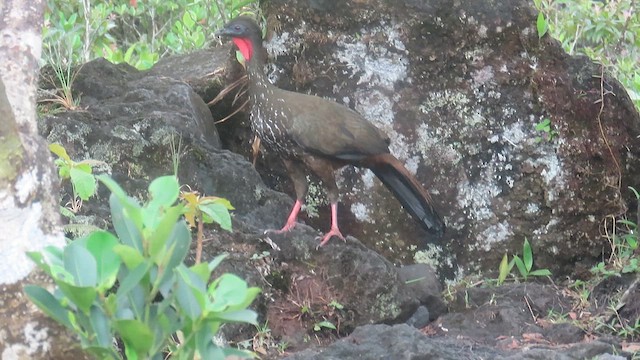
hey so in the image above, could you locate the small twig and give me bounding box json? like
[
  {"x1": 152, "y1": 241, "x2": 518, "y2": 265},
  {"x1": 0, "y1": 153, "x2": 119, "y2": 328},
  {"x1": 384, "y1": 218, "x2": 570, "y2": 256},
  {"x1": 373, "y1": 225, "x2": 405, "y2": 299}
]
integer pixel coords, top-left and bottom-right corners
[
  {"x1": 195, "y1": 219, "x2": 204, "y2": 264},
  {"x1": 594, "y1": 65, "x2": 622, "y2": 191},
  {"x1": 523, "y1": 295, "x2": 538, "y2": 324}
]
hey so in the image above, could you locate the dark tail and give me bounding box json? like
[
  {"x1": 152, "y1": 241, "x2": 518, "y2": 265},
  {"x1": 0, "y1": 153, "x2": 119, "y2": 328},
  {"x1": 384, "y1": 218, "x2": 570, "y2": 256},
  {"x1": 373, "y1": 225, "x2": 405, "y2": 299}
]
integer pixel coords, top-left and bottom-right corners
[{"x1": 364, "y1": 153, "x2": 445, "y2": 236}]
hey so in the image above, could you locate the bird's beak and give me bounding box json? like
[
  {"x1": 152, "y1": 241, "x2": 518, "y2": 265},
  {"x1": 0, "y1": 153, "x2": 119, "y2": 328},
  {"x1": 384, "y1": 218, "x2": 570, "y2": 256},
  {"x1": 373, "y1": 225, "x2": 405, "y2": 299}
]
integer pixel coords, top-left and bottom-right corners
[{"x1": 216, "y1": 26, "x2": 238, "y2": 38}]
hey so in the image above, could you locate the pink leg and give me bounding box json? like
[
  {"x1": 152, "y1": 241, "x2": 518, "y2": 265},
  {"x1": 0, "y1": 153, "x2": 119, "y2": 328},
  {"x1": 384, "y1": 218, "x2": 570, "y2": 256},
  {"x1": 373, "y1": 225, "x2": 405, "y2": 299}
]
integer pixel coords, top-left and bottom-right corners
[
  {"x1": 269, "y1": 199, "x2": 302, "y2": 234},
  {"x1": 318, "y1": 203, "x2": 346, "y2": 247}
]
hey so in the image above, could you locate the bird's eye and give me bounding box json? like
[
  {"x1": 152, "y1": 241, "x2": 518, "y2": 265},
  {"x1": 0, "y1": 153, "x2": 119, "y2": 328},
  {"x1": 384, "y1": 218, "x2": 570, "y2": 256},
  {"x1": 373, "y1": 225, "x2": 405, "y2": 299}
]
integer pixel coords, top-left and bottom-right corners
[{"x1": 234, "y1": 25, "x2": 242, "y2": 31}]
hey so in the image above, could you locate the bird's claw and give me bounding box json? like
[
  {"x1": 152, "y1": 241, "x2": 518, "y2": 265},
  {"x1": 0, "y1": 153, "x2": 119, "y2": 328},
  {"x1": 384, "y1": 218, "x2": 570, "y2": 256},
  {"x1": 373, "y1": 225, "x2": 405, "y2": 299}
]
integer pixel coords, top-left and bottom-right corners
[
  {"x1": 264, "y1": 222, "x2": 297, "y2": 235},
  {"x1": 315, "y1": 228, "x2": 346, "y2": 249}
]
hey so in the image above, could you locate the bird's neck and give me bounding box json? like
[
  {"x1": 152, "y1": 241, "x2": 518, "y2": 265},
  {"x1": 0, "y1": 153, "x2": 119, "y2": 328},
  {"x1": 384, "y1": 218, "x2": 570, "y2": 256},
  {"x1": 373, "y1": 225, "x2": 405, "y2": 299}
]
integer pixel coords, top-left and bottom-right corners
[{"x1": 245, "y1": 46, "x2": 277, "y2": 102}]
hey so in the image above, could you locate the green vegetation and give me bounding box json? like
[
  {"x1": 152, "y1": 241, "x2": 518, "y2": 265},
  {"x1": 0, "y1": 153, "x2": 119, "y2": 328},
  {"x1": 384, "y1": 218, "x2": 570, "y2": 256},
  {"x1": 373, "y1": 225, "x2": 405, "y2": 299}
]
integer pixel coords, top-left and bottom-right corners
[
  {"x1": 497, "y1": 238, "x2": 552, "y2": 285},
  {"x1": 534, "y1": 0, "x2": 640, "y2": 110},
  {"x1": 26, "y1": 174, "x2": 259, "y2": 359},
  {"x1": 43, "y1": 0, "x2": 257, "y2": 70},
  {"x1": 40, "y1": 0, "x2": 258, "y2": 111},
  {"x1": 49, "y1": 143, "x2": 102, "y2": 214},
  {"x1": 534, "y1": 118, "x2": 558, "y2": 143}
]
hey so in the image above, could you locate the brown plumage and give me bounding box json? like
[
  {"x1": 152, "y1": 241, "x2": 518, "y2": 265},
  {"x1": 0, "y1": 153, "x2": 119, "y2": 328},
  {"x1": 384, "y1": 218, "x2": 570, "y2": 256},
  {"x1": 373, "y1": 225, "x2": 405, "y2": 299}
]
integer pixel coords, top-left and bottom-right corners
[{"x1": 217, "y1": 17, "x2": 445, "y2": 245}]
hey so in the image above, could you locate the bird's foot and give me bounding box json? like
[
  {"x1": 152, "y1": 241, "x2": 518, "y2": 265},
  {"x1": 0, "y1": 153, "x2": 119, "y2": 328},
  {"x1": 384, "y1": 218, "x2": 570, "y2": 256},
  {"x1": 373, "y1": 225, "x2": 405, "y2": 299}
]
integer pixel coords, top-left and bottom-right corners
[
  {"x1": 264, "y1": 221, "x2": 297, "y2": 235},
  {"x1": 316, "y1": 227, "x2": 346, "y2": 249}
]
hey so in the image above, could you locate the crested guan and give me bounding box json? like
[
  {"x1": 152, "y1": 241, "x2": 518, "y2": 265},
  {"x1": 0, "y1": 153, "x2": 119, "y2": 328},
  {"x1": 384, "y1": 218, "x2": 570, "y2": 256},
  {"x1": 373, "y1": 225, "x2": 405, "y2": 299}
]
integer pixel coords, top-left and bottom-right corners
[{"x1": 217, "y1": 17, "x2": 445, "y2": 246}]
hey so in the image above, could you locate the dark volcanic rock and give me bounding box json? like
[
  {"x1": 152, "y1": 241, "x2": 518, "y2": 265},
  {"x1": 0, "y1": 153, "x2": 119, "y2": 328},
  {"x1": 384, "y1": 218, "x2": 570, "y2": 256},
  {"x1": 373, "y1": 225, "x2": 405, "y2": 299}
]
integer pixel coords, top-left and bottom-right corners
[
  {"x1": 282, "y1": 323, "x2": 622, "y2": 360},
  {"x1": 207, "y1": 0, "x2": 640, "y2": 281}
]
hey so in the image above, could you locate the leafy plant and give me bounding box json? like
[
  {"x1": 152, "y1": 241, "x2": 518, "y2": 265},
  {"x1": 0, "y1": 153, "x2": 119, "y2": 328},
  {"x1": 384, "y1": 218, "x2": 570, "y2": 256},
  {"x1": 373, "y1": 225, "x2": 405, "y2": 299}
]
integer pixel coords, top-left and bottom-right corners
[
  {"x1": 591, "y1": 187, "x2": 640, "y2": 277},
  {"x1": 534, "y1": 118, "x2": 558, "y2": 143},
  {"x1": 534, "y1": 0, "x2": 640, "y2": 111},
  {"x1": 536, "y1": 11, "x2": 549, "y2": 38},
  {"x1": 498, "y1": 238, "x2": 552, "y2": 284},
  {"x1": 43, "y1": 0, "x2": 259, "y2": 71},
  {"x1": 49, "y1": 143, "x2": 101, "y2": 213},
  {"x1": 25, "y1": 175, "x2": 259, "y2": 359},
  {"x1": 181, "y1": 189, "x2": 235, "y2": 264},
  {"x1": 313, "y1": 320, "x2": 337, "y2": 332}
]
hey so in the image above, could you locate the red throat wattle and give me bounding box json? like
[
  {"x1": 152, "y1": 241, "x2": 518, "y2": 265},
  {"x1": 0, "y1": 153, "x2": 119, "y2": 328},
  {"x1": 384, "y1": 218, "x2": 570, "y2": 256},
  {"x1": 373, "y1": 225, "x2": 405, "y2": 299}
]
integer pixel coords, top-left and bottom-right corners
[{"x1": 232, "y1": 37, "x2": 253, "y2": 62}]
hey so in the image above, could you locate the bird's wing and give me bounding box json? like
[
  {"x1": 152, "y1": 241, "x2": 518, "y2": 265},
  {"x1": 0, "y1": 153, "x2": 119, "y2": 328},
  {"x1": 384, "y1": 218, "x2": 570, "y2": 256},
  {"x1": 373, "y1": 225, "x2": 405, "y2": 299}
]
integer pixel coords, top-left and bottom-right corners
[{"x1": 284, "y1": 91, "x2": 390, "y2": 161}]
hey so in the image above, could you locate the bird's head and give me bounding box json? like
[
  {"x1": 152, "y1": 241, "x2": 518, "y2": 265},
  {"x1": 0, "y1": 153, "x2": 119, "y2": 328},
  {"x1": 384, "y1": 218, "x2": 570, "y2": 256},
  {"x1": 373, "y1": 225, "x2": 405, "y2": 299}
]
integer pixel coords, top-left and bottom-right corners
[{"x1": 216, "y1": 16, "x2": 263, "y2": 63}]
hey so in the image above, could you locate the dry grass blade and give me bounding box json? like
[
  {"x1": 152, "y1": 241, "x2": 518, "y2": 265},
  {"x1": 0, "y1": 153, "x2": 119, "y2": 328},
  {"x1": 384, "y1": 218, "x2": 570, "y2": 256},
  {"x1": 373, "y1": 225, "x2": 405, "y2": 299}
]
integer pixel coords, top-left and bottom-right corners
[
  {"x1": 208, "y1": 74, "x2": 248, "y2": 106},
  {"x1": 214, "y1": 98, "x2": 249, "y2": 124}
]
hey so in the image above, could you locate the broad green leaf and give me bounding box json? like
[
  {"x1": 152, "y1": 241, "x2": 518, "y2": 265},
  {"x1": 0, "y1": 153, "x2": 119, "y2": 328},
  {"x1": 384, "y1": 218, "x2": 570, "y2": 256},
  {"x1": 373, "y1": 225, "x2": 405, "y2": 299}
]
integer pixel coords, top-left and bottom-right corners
[
  {"x1": 523, "y1": 238, "x2": 533, "y2": 272},
  {"x1": 70, "y1": 167, "x2": 97, "y2": 201},
  {"x1": 117, "y1": 262, "x2": 150, "y2": 298},
  {"x1": 26, "y1": 251, "x2": 52, "y2": 275},
  {"x1": 315, "y1": 321, "x2": 336, "y2": 331},
  {"x1": 49, "y1": 143, "x2": 71, "y2": 162},
  {"x1": 56, "y1": 281, "x2": 97, "y2": 315},
  {"x1": 209, "y1": 274, "x2": 258, "y2": 311},
  {"x1": 176, "y1": 266, "x2": 206, "y2": 320},
  {"x1": 89, "y1": 305, "x2": 112, "y2": 347},
  {"x1": 201, "y1": 197, "x2": 235, "y2": 210},
  {"x1": 82, "y1": 231, "x2": 121, "y2": 290},
  {"x1": 113, "y1": 244, "x2": 144, "y2": 269},
  {"x1": 148, "y1": 175, "x2": 180, "y2": 207},
  {"x1": 99, "y1": 175, "x2": 143, "y2": 217},
  {"x1": 209, "y1": 309, "x2": 258, "y2": 325},
  {"x1": 24, "y1": 285, "x2": 73, "y2": 329},
  {"x1": 148, "y1": 205, "x2": 184, "y2": 261},
  {"x1": 109, "y1": 194, "x2": 143, "y2": 253},
  {"x1": 196, "y1": 327, "x2": 224, "y2": 360},
  {"x1": 64, "y1": 242, "x2": 97, "y2": 287},
  {"x1": 498, "y1": 253, "x2": 509, "y2": 285},
  {"x1": 163, "y1": 221, "x2": 191, "y2": 272},
  {"x1": 75, "y1": 162, "x2": 93, "y2": 174},
  {"x1": 190, "y1": 263, "x2": 211, "y2": 283},
  {"x1": 200, "y1": 203, "x2": 232, "y2": 231},
  {"x1": 536, "y1": 12, "x2": 548, "y2": 38},
  {"x1": 114, "y1": 319, "x2": 154, "y2": 358}
]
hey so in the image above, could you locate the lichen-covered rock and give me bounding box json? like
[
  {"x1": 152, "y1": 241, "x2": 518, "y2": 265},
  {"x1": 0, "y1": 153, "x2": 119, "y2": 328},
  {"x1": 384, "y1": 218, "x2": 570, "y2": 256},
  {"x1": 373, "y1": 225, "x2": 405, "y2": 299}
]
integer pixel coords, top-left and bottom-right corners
[{"x1": 211, "y1": 0, "x2": 640, "y2": 280}]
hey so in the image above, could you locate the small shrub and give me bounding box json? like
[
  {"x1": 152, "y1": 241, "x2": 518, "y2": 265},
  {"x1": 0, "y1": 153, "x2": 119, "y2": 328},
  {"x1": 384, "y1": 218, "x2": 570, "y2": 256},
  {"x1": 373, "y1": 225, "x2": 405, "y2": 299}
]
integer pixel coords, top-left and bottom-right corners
[{"x1": 25, "y1": 175, "x2": 259, "y2": 359}]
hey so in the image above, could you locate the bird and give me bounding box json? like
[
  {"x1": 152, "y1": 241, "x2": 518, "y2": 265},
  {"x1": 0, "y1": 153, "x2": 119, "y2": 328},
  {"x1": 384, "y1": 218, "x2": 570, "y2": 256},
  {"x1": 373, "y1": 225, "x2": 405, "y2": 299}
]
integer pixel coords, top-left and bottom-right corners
[{"x1": 217, "y1": 16, "x2": 445, "y2": 246}]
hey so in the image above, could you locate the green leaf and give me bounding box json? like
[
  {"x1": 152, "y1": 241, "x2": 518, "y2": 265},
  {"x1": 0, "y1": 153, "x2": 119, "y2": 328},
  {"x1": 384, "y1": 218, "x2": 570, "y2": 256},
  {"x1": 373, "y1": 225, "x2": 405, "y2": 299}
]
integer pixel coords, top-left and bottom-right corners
[
  {"x1": 49, "y1": 143, "x2": 71, "y2": 162},
  {"x1": 498, "y1": 253, "x2": 510, "y2": 285},
  {"x1": 190, "y1": 263, "x2": 211, "y2": 283},
  {"x1": 56, "y1": 281, "x2": 97, "y2": 314},
  {"x1": 537, "y1": 12, "x2": 548, "y2": 38},
  {"x1": 89, "y1": 305, "x2": 112, "y2": 347},
  {"x1": 523, "y1": 238, "x2": 533, "y2": 272},
  {"x1": 24, "y1": 285, "x2": 73, "y2": 329},
  {"x1": 529, "y1": 269, "x2": 552, "y2": 277},
  {"x1": 176, "y1": 266, "x2": 206, "y2": 320},
  {"x1": 513, "y1": 255, "x2": 528, "y2": 279},
  {"x1": 113, "y1": 244, "x2": 145, "y2": 269},
  {"x1": 208, "y1": 253, "x2": 228, "y2": 273},
  {"x1": 314, "y1": 321, "x2": 336, "y2": 331},
  {"x1": 70, "y1": 167, "x2": 97, "y2": 201},
  {"x1": 163, "y1": 221, "x2": 192, "y2": 273},
  {"x1": 109, "y1": 193, "x2": 143, "y2": 253},
  {"x1": 82, "y1": 231, "x2": 121, "y2": 290},
  {"x1": 117, "y1": 262, "x2": 150, "y2": 298},
  {"x1": 114, "y1": 319, "x2": 154, "y2": 358},
  {"x1": 200, "y1": 203, "x2": 232, "y2": 231},
  {"x1": 64, "y1": 241, "x2": 97, "y2": 287},
  {"x1": 147, "y1": 175, "x2": 179, "y2": 210},
  {"x1": 209, "y1": 274, "x2": 260, "y2": 312},
  {"x1": 148, "y1": 205, "x2": 184, "y2": 261},
  {"x1": 210, "y1": 309, "x2": 258, "y2": 324}
]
